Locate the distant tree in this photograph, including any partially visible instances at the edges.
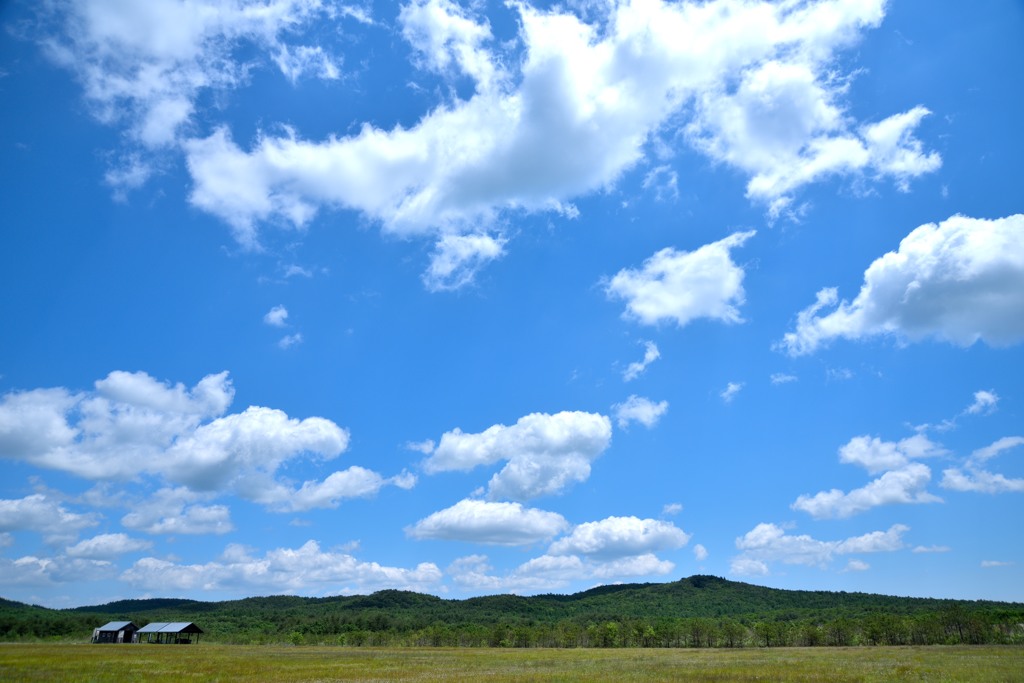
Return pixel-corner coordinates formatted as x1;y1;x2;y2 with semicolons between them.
797;621;823;647
719;619;747;648
825;617;854;647
909;613;943;645
753;621;774;647
600;621;621;648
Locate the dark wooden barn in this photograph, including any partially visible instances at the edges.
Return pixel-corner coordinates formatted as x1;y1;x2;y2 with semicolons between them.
91;621;139;644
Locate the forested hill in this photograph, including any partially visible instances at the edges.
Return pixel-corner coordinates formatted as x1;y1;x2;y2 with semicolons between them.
65;574;1024;619
3;575;1023;646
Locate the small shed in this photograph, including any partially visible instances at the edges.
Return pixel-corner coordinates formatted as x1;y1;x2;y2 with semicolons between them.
91;621;139;644
135;622;204;644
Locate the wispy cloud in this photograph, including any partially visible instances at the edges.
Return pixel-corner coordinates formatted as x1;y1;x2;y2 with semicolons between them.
912;545;950;553
623;341;660;382
720;382;744;404
278;333;304;349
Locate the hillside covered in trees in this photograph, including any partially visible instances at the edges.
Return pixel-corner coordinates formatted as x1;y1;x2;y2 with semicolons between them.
3;576;1022;647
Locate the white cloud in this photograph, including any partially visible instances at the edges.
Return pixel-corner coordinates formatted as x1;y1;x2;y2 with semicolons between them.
241;466;392;512
605;231;755;327
0;555;117;588
0;372;388;513
981;560;1013;568
278;333;304;349
0;371;236;480
519;553;582;584
729;556;769;576
792;463;941;519
792;432;946;519
79;483;130;510
912;545;950;554
720;382;744;404
273;44;340;83
689;52;941;214
390;470;418;490
693;544;708;561
264;305;289;327
122;540;443;595
642;165;679;202
623;341;660;382
838;434;943;475
104;153;154;200
840;436;908;473
941;436;1024;494
438;513;691;592
41;0;341;148
834;525;910;554
860;107;943;188
422;232;507;292
770;373;798;385
421;411;612;500
163;405;349;490
0;388;79;458
65;533;152;559
0;494;100;544
613;395;668;429
445;555;506;592
96;369;234;417
966;390;999;416
406;499;569;545
731;522;908;575
662;502;682;516
37;0;941;287
926;390;997;433
780;214;1024;355
590;553;675;579
969;436;1024;464
400;0;496;91
126;504;233;536
177;0;935;284
120;487;233;535
843;559;870;572
827;367;854;381
405;439;436;454
548;516;690;560
447;553;579;594
448;550;675;594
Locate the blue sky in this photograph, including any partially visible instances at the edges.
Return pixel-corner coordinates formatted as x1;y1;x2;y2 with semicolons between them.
1;0;1022;608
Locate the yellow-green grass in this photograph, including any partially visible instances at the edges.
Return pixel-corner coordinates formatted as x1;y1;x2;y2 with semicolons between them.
1;644;1021;682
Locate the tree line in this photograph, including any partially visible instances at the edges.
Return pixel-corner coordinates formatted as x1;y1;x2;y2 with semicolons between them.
266;609;1023;648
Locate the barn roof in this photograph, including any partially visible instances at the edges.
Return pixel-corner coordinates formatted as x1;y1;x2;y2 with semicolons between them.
96;621;137;632
137;622;204;634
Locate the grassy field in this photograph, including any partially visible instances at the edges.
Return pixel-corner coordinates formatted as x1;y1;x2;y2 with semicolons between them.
1;644;1021;682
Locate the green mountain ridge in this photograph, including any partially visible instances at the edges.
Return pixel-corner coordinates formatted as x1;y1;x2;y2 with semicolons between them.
11;575;1024;620
4;576;1022;646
